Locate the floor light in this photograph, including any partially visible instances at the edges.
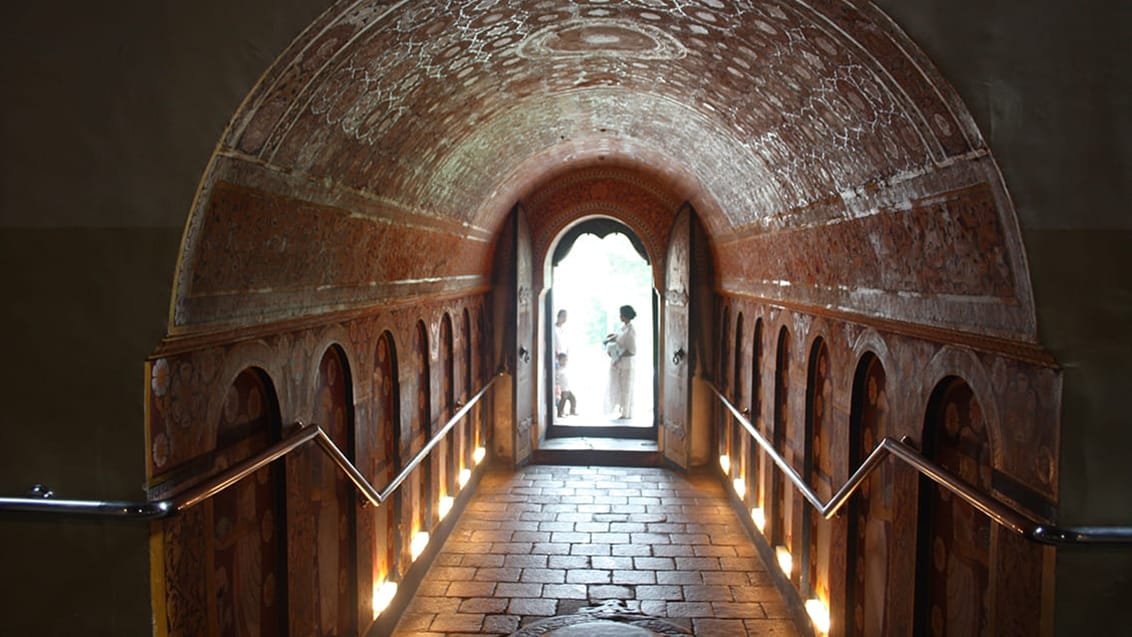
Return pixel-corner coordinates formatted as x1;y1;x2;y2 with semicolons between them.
775;545;792;576
732;478;746;500
411;531;430;561
458;468;472;488
719;454;731;474
751;507;766;532
438;495;454;520
372;580;398;618
473;446;486;465
806;598;831;634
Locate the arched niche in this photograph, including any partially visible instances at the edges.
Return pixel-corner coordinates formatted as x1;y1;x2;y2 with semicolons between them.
747;316;765;514
772;325;791;552
474;307;490;452
411;320;433;539
373;331;402;583
440;312;457;497
288;345;357;635
209;367;285;637
462;307;474;466
805;337;833;603
732;312;746;492
847;351;897;637
717;305;732;466
915;376;992;636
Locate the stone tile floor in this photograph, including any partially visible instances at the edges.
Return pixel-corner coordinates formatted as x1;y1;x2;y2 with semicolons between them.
391;464;802;636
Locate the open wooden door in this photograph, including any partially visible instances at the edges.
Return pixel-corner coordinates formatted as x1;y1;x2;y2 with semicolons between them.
662;204;694;468
512;204;535;466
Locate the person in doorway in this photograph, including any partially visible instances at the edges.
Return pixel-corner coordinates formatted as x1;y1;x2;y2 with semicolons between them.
555;352;576;418
554;309;569;359
603;304;637;420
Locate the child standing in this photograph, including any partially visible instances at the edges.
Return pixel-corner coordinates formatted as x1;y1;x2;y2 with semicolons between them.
555;352;577;418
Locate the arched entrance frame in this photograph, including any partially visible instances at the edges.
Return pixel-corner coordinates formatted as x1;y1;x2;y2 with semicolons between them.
537;214;661;445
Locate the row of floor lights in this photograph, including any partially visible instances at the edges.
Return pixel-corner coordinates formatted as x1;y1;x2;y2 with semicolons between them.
372;445;488;618
720;453;830;635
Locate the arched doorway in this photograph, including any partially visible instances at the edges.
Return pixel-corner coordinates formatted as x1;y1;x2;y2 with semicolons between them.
544;217;657;441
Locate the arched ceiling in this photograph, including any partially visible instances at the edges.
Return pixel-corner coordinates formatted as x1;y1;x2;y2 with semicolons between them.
173;0;1035;342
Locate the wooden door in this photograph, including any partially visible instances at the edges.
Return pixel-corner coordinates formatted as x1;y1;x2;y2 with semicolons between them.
512;205;535;466
662;205;693;468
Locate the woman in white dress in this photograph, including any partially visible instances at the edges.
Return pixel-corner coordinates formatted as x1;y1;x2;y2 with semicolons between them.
603;305;637;420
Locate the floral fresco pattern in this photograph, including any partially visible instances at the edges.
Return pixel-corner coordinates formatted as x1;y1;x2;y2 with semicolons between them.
149;296;489;637
712;297;1056;635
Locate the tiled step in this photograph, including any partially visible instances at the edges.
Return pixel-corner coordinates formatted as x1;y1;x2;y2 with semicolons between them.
533;437;661;467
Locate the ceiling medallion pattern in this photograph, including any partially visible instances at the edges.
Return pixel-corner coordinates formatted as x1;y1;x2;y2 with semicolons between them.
224;0;974;230
517;18;686;60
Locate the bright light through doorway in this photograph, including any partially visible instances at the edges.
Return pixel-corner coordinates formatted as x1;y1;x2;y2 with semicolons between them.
552;231;653;426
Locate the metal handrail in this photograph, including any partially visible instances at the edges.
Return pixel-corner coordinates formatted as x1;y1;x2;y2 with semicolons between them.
710;383;1132;545
0;373;501;520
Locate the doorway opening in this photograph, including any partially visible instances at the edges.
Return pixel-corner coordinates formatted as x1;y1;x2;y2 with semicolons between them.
545;218;656;441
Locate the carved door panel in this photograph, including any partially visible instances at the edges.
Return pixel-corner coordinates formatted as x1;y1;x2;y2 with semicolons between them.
513;205;535;466
662;205;693;468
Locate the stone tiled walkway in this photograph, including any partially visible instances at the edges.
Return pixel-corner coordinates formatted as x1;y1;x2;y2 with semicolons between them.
392;464;802;636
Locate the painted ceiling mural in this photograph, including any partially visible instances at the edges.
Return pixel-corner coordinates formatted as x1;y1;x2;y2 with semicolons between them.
173;0;1035;343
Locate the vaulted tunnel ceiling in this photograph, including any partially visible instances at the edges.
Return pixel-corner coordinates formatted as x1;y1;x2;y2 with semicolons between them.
174;0;1035;342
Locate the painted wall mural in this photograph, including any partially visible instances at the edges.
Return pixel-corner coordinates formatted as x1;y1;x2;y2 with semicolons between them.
173;0;1037;351
712;294;1056;636
146;295;490;637
717;183;1028;339
216;0;971;224
180;179;493;328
